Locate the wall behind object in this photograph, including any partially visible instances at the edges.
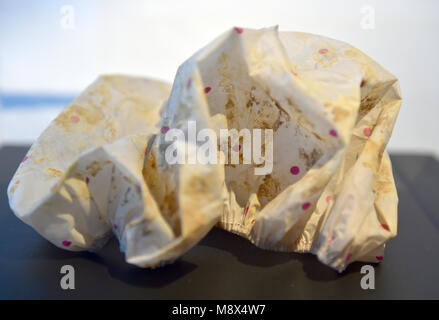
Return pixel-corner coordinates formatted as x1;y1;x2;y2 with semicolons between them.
0;0;438;156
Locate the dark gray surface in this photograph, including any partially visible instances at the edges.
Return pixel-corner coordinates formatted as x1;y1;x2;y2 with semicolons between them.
0;146;438;299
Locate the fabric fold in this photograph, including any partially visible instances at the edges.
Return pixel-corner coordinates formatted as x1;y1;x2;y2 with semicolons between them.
8;27;401;272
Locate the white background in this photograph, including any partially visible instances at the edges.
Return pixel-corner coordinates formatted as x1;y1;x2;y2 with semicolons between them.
0;0;438;156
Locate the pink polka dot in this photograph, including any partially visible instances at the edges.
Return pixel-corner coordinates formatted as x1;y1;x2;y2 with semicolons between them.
232;144;241;152
204;86;211;94
381;224;390;231
161;126;170;134
62;240;71;247
319;48;328;54
234;27;243;34
329;129;338;137
85;177;89;184
244;206;249;216
290;166;300;175
302;202;311;210
326;195;332;203
345;253;352;261
363;127;371;137
291;69;298;76
376;256;384;261
22;156;28;163
71;115;80;123
113;224;118;230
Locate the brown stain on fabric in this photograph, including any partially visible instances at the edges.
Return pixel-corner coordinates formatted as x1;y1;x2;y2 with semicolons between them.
163;191;178;219
257;175;281;206
54;104;104;132
246;86;259;108
45;168;63;178
361;138;386;172
331;106;350;123
312;132;323;140
299;148;322;170
374;156;395;194
359;94;380;116
225;99;235;121
143;150;181;237
86;161;102;177
9;179;20;195
218;52;239;126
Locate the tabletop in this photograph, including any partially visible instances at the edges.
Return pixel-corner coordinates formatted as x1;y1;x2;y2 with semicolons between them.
0;146;438;299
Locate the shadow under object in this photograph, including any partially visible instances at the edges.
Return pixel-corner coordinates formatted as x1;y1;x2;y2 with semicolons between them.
0;146;438;299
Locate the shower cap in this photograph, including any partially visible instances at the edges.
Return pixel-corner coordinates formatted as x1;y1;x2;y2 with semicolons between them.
8;27;401;272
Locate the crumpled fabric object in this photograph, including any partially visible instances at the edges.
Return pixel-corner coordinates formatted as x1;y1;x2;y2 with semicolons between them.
8;27;401;272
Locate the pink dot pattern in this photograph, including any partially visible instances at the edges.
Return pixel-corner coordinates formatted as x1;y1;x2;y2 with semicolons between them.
204;86;211;94
234;27;243;34
71;115;80;123
22;156;28;163
161;126;170;134
302;202;311;210
376;256;384;261
363;127;371;137
319;48;328;54
62;240;71;247
329;129;338;137
290;166;300;175
326;195;332;203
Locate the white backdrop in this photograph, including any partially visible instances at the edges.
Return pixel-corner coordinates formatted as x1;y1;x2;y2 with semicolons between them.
0;0;438;156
